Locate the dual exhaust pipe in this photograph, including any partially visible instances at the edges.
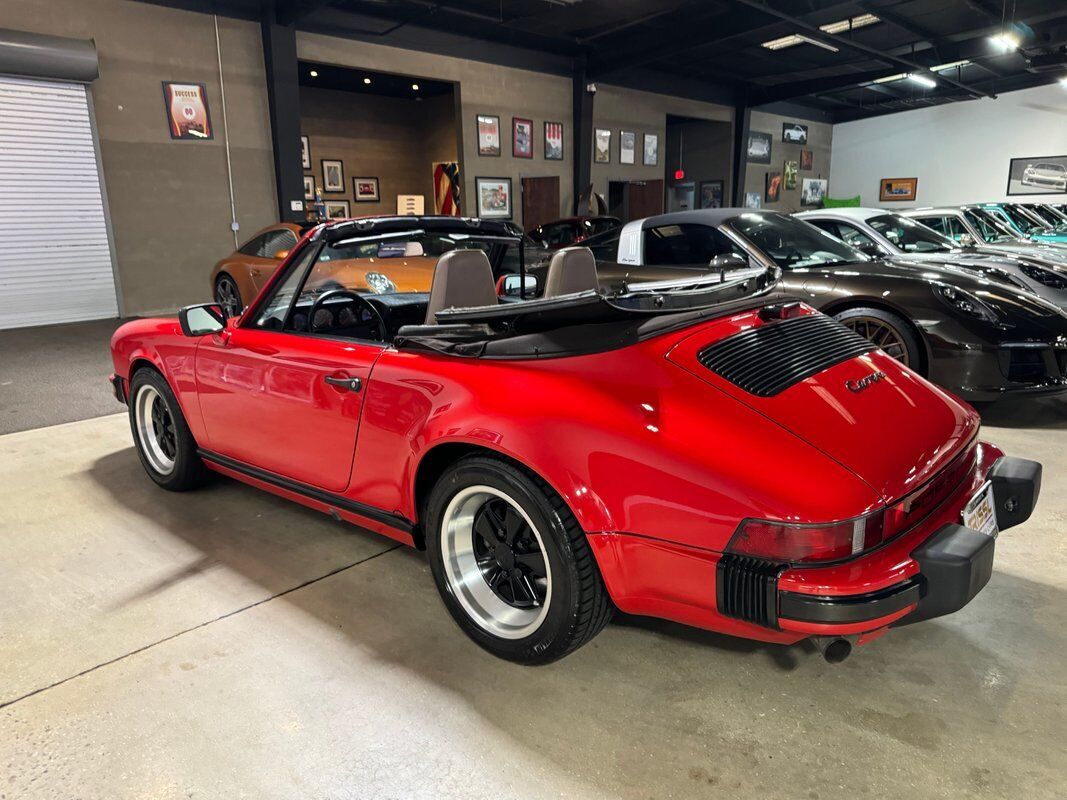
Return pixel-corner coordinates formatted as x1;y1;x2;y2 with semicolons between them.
811;635;854;663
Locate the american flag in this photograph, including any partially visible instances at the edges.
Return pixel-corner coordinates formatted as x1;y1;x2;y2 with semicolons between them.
434;161;461;216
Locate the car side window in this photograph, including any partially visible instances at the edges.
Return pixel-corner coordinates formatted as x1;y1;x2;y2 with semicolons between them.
807;220;842;238
644;223;745;266
942;217;968;240
832;222;879;250
919;216;946;235
253;245;318;330
238;233;266;257
545;223;576;247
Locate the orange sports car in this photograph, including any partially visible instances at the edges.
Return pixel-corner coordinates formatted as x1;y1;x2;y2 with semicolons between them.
211;221;438;315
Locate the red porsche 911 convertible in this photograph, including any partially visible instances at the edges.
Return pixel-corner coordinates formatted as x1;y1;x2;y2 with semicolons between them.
109;215;1041;664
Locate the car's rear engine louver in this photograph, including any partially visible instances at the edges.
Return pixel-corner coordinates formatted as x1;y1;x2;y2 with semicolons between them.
698;313;875;396
716;555;783;629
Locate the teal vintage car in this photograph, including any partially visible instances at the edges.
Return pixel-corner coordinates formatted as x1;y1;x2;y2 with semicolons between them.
979;202;1067;245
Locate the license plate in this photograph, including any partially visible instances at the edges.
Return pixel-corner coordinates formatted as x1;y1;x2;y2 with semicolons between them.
963;481;998;538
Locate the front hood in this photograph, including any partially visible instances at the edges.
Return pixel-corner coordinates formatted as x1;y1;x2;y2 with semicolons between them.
665;306;979;505
985;243;1067;267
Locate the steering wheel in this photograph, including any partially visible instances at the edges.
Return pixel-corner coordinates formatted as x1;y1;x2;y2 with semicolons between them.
307;288;388;342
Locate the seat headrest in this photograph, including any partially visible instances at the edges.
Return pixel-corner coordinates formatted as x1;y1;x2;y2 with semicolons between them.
424;249;498;324
543;246;599;297
404;241;425;257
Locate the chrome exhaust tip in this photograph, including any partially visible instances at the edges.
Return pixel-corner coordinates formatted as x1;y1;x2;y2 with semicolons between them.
812;636;853;663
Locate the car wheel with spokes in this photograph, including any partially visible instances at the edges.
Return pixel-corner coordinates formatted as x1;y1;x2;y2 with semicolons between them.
834;306;922;370
425;455;612;664
214;274;242;318
128;368;210;491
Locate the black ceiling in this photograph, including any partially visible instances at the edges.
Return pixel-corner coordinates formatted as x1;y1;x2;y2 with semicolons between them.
298;62;454;98
138;0;1067;121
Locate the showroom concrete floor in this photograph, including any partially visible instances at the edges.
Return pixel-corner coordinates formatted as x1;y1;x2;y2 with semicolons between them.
1;400;1066;799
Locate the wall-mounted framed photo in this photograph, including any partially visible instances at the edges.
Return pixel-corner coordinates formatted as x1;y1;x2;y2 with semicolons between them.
699;180;724;209
800;149;813;171
765;170;782;203
643;133;658;166
301;135;311;169
475;176;512;219
303;176;315;200
879;177;918;202
321;159;345;193
323;200;350;219
544;121;563;160
747;131;772;164
594;129;611;164
620;130;636;165
353;176;380;202
1006;155;1067;195
784;160;798;190
801;177;828;206
782;122;808;144
477;114;501;156
513;117;533;158
161;82;212;140
744;191;761;209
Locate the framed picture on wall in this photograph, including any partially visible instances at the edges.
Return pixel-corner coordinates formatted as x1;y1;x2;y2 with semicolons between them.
744;192;761;209
161;82;212;140
782;123;808;144
643;133;658;166
513;117;533;158
765;171;782;203
784;160;798;190
544;121;563;160
323;200;350;219
303;176;315;200
747;131;772;164
321;159;345;193
476;177;512;219
477;115;501;156
301;136;311;169
594;129;611;164
879;177;918;201
699;180;724;209
800;149;813;171
801;178;828;206
620;131;636;165
1006;155;1067;195
353;177;380;202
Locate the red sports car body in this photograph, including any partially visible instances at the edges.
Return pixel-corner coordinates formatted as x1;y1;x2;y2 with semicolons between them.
109;216;1041;663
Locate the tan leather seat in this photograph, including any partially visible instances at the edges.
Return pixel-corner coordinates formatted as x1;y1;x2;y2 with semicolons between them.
424;249;498;324
543;246;600;297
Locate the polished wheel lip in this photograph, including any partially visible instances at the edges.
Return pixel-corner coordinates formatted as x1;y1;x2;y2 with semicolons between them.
215;277;241;318
440;485;552;640
841;315;910;366
134;384;176;476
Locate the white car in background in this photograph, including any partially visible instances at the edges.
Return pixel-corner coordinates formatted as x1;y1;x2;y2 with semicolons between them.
783;124;807;143
795;206;1067;308
1022;162;1067;191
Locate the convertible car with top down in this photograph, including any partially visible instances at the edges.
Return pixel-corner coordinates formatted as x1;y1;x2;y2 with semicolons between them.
110;214;1041;664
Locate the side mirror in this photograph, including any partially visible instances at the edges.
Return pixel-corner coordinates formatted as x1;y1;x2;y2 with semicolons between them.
709;253;749;270
500;274;538;297
958;233;975;248
855;241;883;258
273;249;289;260
179;303;226;337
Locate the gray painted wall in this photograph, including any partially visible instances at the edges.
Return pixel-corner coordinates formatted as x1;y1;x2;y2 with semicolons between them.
4;0;279;316
744;109;833;213
665;119;733;210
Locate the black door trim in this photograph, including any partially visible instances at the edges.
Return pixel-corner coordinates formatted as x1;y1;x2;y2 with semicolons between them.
198;448;414;534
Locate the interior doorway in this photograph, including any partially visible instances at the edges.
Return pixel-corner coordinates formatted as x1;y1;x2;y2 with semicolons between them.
664;114;732;211
608;179;665;223
521;176;561;231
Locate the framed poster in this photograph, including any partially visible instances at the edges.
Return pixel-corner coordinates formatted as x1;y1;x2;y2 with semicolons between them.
301;136;311;169
544;121;563;160
879;177;918;202
323;200;350;219
620;130;636;165
765;171;782;203
699;180;724;209
782;123;808;144
1006;156;1067;195
643;133;658;166
161;82;212;140
801;178;828;206
747;131;772;164
477;114;501;156
513;117;533;158
303;176;315;200
800;149;813;171
594;129;611;164
784;160;798;190
475;177;512;219
744;192;761;209
353;177;380;202
321;159;345;193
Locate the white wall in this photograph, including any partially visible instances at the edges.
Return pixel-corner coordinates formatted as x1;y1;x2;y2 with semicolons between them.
830;83;1067;208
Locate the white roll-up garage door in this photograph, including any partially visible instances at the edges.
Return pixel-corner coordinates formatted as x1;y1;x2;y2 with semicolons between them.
0;75;118;329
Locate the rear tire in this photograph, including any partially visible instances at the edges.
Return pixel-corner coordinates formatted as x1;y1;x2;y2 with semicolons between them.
214;274;243;318
128;368;210;491
424;455;612;664
834;306;922;371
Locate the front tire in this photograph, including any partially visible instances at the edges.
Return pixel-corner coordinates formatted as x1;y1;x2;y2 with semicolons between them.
128;368;210;491
425;455;612;664
214;274;243;319
834;306;922;370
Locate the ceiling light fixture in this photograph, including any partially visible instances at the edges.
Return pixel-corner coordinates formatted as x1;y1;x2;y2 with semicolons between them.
931;59;971;72
309;69;319;77
989;32;1019;51
363;77;371;85
411;83;419;90
907;73;937;88
819;13;881;35
872;72;907;84
762;13;879;50
1060;75;1067;88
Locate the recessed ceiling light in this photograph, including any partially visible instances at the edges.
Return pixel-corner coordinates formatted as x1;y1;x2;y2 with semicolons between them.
989;33;1019;51
309;69;319;77
411;83;419;90
907;73;937;88
363;77;371;85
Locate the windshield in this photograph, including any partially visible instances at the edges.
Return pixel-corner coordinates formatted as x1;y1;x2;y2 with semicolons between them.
868;214;953;253
730;212;867;268
995;205;1048;234
1028;205;1067;230
964;209;1017;242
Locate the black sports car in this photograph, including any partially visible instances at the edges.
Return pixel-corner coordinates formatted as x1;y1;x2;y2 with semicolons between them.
560;209;1067;401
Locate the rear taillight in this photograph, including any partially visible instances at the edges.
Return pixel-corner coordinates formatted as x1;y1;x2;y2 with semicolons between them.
728;511;885;564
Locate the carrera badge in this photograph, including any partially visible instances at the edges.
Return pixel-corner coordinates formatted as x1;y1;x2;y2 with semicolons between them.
846;371;887;393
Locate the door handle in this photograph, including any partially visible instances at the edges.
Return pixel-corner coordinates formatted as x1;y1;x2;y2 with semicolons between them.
324;375;362;392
